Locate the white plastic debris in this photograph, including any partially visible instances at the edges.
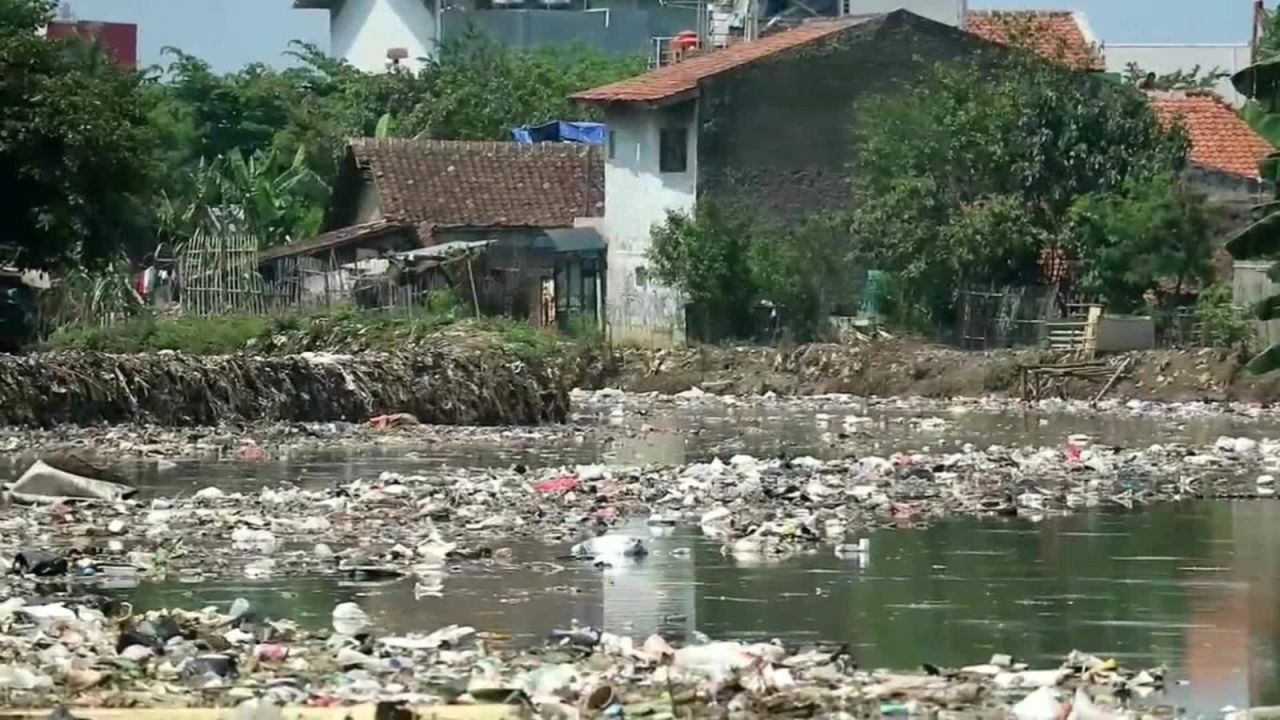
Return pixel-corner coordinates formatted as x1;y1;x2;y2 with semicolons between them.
331;602;371;636
571;535;647;559
7;460;134;504
1013;686;1064;720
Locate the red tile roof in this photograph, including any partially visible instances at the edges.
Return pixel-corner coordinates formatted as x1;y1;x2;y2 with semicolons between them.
347;139;604;233
1148;91;1273;179
964;10;1103;71
572;20;860;104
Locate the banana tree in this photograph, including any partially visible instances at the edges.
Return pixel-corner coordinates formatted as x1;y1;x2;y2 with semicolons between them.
1228;59;1280;372
157;145;329;249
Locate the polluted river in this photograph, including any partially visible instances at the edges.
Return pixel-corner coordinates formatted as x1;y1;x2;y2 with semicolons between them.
4;390;1280;717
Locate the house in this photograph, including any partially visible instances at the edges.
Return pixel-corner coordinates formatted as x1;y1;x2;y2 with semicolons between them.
262;139;607;326
45;19;138;67
574;9;1080;344
1149;90;1271;220
1107;45;1251;107
294;0;440;73
293;0;1102;73
1148;90;1273;287
1104;1;1264;107
964;9;1102;71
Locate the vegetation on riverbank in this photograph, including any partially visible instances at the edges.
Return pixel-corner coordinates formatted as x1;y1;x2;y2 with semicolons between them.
2;0;644;269
45;308;567;363
651;39;1218;341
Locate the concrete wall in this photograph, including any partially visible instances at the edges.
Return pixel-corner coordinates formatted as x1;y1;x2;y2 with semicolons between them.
1106;44;1251;107
1234;261;1280;349
1094;315;1155;353
841;0;965;28
441;6;696;57
333;0;439;72
695;11;979;224
603;102;697;346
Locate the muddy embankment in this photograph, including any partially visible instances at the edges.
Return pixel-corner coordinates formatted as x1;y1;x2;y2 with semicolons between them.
0;345;575;427
0;334;1274;427
608;340;1280;403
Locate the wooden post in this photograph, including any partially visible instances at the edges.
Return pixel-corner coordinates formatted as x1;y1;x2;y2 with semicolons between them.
467;255;481;319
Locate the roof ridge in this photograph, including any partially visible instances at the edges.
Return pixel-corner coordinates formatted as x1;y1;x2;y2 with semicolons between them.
966;9;1078;17
573;18;864;104
348;137;595;155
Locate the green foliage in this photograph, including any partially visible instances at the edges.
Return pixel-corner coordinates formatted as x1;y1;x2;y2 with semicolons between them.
649;203;854;341
0;0;159;270
1068;173;1213;313
479;317;561;362
848;50;1197;321
1229;47;1280;372
1194;283;1255;349
1257;4;1280;65
648;203;760;338
405;30;645;140
39;262;147;331
1121;62;1228;90
156;146;328;248
751;215;853;339
48;314;270;353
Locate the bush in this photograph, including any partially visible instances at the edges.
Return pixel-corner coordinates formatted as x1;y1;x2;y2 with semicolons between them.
47;313;271;354
1196;284;1255;349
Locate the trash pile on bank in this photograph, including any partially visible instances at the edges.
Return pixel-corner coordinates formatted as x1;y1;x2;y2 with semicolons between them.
0;587;1169;716
0;342;568;427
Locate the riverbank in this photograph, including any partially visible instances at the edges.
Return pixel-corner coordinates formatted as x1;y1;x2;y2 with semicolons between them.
0;324;580;427
610;340;1270;402
10;306;1279;429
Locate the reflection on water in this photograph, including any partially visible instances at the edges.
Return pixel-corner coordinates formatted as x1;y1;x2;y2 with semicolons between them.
29;400;1277;498
31;399;1280;714
122;503;1280;715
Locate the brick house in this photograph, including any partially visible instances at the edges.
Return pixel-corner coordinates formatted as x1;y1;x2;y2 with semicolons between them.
574;10;1062;345
262;139;607;327
45;20;138;67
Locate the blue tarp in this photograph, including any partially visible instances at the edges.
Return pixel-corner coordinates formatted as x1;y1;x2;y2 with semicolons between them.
511;121;606;146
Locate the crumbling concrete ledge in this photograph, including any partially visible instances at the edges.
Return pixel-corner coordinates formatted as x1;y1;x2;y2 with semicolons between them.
0;350;568;427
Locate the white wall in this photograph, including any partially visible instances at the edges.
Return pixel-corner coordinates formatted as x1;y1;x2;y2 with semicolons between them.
603;104;697;346
1106;44;1251;107
841;0;965;28
331;0;438;73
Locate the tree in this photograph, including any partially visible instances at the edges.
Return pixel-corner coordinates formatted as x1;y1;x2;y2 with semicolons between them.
1068;173;1213;312
146;32;645;247
649;203;759;339
1225;57;1280;372
1121;62;1228;91
848;48;1197;321
1256;2;1280;64
157;146;328;248
404;30;645;140
0;0;159;270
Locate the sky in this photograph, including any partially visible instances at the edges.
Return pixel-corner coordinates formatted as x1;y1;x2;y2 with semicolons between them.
68;0;1256;72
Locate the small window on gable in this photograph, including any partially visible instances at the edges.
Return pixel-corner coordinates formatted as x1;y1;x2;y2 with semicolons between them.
635;266;649;288
607;130;616;160
659;126;687;173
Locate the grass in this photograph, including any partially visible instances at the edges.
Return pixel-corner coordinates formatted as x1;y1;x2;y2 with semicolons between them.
45;303;594;362
48;314;272;354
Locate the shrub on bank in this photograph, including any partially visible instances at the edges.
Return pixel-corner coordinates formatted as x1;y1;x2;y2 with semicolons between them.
45;308;576;358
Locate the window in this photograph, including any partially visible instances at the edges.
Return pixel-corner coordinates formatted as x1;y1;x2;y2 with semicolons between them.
659;126;687;173
634;266;649;288
607;130;616;160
